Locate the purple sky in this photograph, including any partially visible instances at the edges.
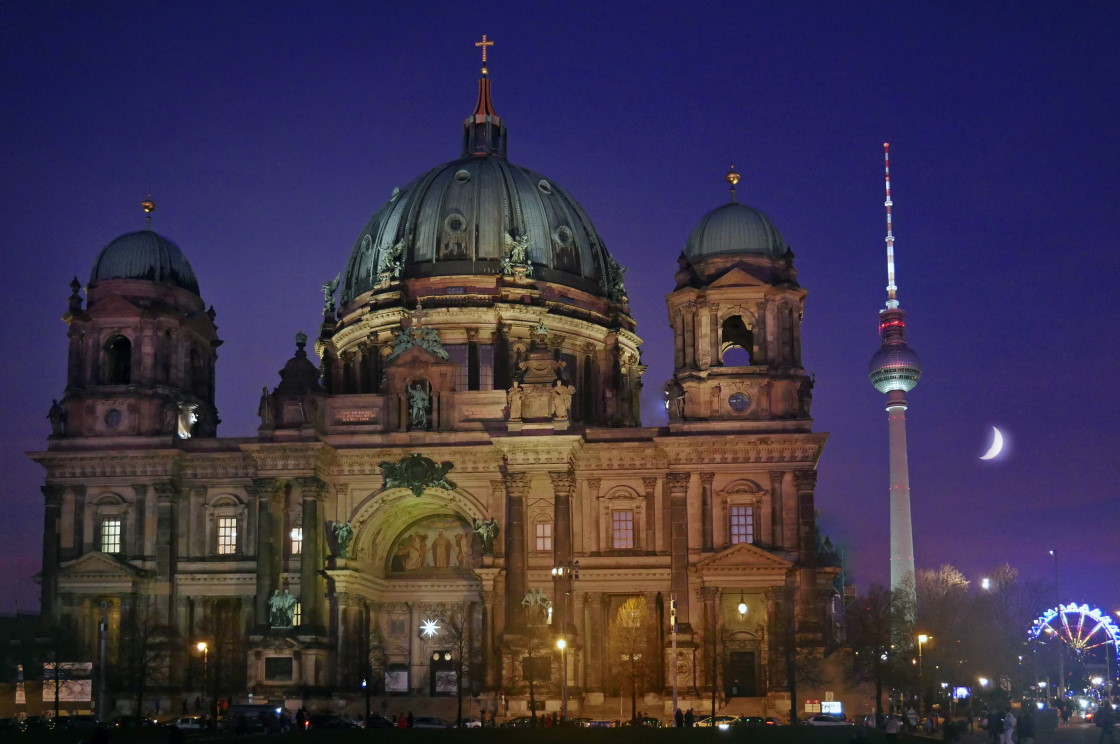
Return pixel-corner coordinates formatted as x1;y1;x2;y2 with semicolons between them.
3;3;1118;619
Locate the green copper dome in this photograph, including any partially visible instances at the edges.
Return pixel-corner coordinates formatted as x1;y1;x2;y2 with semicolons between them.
685;201;788;260
89;230;200;294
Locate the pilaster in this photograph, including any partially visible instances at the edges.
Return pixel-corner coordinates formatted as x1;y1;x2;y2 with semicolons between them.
666;472;691;626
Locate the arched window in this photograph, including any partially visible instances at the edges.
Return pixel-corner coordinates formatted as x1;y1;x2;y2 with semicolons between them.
190;346;207;397
105;336;131;384
721;315;754;366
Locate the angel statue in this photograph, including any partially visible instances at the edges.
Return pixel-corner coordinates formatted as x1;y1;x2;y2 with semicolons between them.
521;588;553;624
321;273;340;314
333;521;354;559
472;517;500;555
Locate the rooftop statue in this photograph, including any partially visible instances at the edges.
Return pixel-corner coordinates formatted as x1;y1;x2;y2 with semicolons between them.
321;273;340;314
379;453;457;497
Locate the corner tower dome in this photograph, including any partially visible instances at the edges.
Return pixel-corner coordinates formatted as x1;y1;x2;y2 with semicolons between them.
339;73;615;306
684;201;788;261
89;229;200;294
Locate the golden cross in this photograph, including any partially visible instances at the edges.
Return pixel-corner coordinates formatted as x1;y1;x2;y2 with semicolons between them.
475;34;494;64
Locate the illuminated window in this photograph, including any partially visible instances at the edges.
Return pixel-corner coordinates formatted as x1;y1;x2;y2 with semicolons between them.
535;521;552;552
730;505;755;545
292;601;302;627
612;511;634;549
445;344;495;391
290;527;303;555
217;517;238;555
100;518;122;554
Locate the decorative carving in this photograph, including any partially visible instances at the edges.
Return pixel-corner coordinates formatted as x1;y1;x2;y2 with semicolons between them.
506;381;524;420
378;238;406;280
500;231;533;277
269;588;297;628
333;521;354;558
793;470;818;492
548;470;575;497
378;453;456;497
550;379;574;420
666;472;691;496
664;380;685;421
177;402;199;439
699;472;715;487
503;472;531;498
321;273;340;314
388;325;448;362
407;384;430;430
605;255;629;303
47;399;67;436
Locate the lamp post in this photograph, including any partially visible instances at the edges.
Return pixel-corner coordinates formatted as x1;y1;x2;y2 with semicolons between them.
556;638;568;721
362;678;370;725
196;642;209;723
670;596;678;722
917;634;929;713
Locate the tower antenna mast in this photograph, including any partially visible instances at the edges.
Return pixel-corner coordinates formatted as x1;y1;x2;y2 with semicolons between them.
883;143;898;309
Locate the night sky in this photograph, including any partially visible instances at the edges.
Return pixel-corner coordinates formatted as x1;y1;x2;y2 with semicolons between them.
3;3;1118;620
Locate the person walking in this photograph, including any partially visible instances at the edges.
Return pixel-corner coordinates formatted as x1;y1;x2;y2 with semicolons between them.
885;714;902;744
1002;708;1016;744
684;708;694;727
1098;703;1116;744
675;708;684;728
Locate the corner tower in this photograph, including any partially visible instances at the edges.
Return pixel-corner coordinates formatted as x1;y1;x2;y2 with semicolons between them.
665;166;814;429
868;144;922;593
56;200;221;441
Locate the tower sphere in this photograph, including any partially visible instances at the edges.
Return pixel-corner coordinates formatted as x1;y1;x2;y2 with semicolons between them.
89;230;200;294
868;341;922;393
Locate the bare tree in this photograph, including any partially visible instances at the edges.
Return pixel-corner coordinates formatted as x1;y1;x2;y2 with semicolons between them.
845;585;907;723
437;608;481;726
118;593;168;716
609;597;652;723
504;593;553;723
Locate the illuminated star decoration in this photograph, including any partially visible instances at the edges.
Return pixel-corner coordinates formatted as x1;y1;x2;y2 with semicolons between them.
420;618;441;638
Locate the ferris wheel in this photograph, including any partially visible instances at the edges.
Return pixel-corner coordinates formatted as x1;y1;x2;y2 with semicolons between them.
1029;603;1120;659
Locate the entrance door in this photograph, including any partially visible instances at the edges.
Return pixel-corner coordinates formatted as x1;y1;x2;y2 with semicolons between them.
725;651;757;698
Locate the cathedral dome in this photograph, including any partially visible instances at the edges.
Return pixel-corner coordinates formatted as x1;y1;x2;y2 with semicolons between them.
340;158;612;305
685;201;788;261
89;230;200;294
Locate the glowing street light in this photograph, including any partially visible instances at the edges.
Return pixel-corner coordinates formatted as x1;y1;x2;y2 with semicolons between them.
556;638;568;720
196;642;210;722
979;677;990;688
917;634;930;712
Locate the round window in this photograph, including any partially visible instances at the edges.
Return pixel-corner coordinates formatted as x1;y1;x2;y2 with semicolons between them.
455;169;471;184
728;392;751;412
554;226;573;246
104;409;122;428
444;214;466;234
537;179;553;195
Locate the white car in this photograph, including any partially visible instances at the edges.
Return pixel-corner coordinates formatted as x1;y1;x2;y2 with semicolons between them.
172;716;205;730
458;717;483;728
804;714;853;726
412;716;452;728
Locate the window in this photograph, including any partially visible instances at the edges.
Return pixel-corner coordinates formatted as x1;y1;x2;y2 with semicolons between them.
535;521;552;552
290;527;303;555
216;517;238;555
730;505;755;545
292;601;302;627
100;518;122;554
446;343;495;391
105;336;132;384
389;619;406;636
611;510;634;549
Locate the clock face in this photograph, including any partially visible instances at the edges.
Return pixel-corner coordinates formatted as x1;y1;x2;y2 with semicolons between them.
104;409;122;428
728;392;751;412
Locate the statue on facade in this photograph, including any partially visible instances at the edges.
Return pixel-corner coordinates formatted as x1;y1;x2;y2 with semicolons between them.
379;453;457;497
798;373;816;416
378;238;406;280
268;588;297;628
472;517;500;556
47;399;66;436
257;387;276;427
500;231;533;277
407;384;430;429
506;381;524;420
665;379;685;421
177;402;199;439
333;521;354;559
521;588;552;622
605;255;629;303
550;379;575;420
321;273;340;315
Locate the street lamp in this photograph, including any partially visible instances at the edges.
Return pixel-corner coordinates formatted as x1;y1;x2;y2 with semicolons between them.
361;678;370;725
737;589;747;618
196;642;209;722
917;634;930;713
556;638;568;721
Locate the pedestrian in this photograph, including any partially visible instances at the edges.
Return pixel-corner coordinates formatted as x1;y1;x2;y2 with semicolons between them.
295;707;305;731
675;708;684;728
1017;708;1035;744
967;708;974;732
885;714;902;743
396;713;406;728
1002;708;1016;744
685;708;694;727
1099;703;1116;744
407;710;414;728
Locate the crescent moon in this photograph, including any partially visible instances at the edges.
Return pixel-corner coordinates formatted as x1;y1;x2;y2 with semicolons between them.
980;426;1004;460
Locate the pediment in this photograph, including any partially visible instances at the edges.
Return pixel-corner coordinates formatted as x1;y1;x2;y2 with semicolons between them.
695;542;794;574
57;551;149;579
384;345;454;369
86;293;143;317
706;267;766;289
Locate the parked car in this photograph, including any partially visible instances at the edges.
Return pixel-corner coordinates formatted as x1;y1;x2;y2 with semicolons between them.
412;716;452;728
566;717;592;727
0;718;26;733
171;716;205;730
57;715;101;730
735;716;766;726
457;717;483;728
23;716;54;731
697;715;737;729
365;714;395;729
623;716;664;728
112;715;158;729
804;714;854;726
307;714;357;730
502;716;536;728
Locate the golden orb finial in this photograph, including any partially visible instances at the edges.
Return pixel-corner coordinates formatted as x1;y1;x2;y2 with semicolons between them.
141;196;156;215
726;164;741;187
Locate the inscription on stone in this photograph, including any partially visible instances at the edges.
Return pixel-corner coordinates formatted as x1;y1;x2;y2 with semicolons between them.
337;409;376;423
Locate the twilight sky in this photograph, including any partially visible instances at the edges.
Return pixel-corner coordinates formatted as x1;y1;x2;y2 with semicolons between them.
2;2;1118;619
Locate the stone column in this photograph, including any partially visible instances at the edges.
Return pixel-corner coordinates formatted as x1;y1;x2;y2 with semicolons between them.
300;478;325;632
699;472;714;552
503;472;530;624
549;470;575;631
673;310;685;370
708;303;720;368
644;591;661;686
480;585;497;690
586;478;601;555
70;485;86;561
154;483;177;620
641;477;657;554
666;472;692;626
253;479;280;628
768;471;785;551
41;485;64;617
133;484;148;559
793;470;820;635
467;328;480;390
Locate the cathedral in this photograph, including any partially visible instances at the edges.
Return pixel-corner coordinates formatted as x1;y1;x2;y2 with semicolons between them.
31;62;837;720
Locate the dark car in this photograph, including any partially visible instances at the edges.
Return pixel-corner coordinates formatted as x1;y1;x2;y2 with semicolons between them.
623;717;664;728
56;715;102;730
736;716;766;726
307;714;357;730
23;716;54;731
502;716;538;728
112;715;158;729
0;718;26;733
366;714;395;729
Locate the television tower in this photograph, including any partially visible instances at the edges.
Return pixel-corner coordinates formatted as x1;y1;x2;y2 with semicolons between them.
868;143;923;593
